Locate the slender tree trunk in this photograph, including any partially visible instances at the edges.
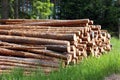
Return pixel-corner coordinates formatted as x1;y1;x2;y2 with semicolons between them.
1;0;9;19
14;0;19;18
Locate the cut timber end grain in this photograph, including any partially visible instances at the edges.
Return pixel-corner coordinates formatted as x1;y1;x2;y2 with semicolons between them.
66;54;72;65
88;20;94;25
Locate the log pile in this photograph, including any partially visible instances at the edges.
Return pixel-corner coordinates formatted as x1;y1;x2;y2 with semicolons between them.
0;19;111;74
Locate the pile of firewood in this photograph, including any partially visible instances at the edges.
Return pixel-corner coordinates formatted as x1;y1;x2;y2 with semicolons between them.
0;19;111;74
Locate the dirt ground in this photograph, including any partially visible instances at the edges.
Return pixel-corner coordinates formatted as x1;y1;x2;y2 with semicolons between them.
105;74;120;80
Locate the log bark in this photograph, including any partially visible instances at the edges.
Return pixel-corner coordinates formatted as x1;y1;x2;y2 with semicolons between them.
0;35;70;46
0;41;71;55
0;59;59;68
0;55;61;68
14;29;83;36
0;48;61;61
1;45;71;53
0;46;46;50
45;45;71;53
0;65;58;73
0;25;87;30
0;30;77;41
0;19;90;24
21;19;90;26
5;30;81;36
0;61;37;68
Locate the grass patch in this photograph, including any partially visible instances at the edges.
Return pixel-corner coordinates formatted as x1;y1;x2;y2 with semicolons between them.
0;37;120;80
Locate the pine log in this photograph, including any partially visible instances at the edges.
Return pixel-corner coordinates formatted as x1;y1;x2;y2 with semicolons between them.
0;65;58;73
9;30;81;36
21;19;90;26
88;20;94;25
77;44;86;49
81;50;87;58
0;61;37;68
0;48;63;61
0;40;71;53
90;25;101;30
0;69;34;75
0;25;87;30
104;44;111;51
0;66;57;74
66;54;72;65
0;55;61;68
70;58;77;64
0;60;59;68
12;27;86;33
106;33;111;39
0;19;90;23
21;28;85;34
76;49;81;56
1;46;68;60
98;47;105;53
0;19;54;23
0;41;70;59
1;44;71;53
87;41;96;47
82;36;91;42
69;51;77;58
0;46;46;50
0;35;70;46
0;30;77;41
46;45;71;53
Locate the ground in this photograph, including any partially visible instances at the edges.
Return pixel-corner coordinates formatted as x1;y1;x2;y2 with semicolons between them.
105;74;120;80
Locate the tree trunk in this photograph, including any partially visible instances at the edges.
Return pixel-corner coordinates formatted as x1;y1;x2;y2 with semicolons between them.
14;0;19;18
1;0;9;19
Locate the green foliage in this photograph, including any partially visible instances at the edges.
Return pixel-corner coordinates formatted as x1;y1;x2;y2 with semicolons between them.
0;37;120;80
31;0;54;19
0;0;53;19
57;0;120;32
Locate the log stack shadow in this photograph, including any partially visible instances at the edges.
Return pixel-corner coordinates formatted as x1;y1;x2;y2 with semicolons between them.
0;19;111;74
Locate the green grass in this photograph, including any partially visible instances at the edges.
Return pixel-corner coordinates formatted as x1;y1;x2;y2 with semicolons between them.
0;37;120;80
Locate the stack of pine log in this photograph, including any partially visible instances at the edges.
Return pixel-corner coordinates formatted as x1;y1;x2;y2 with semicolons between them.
0;19;111;74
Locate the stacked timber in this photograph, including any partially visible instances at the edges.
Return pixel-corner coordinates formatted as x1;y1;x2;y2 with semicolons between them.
0;19;111;74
